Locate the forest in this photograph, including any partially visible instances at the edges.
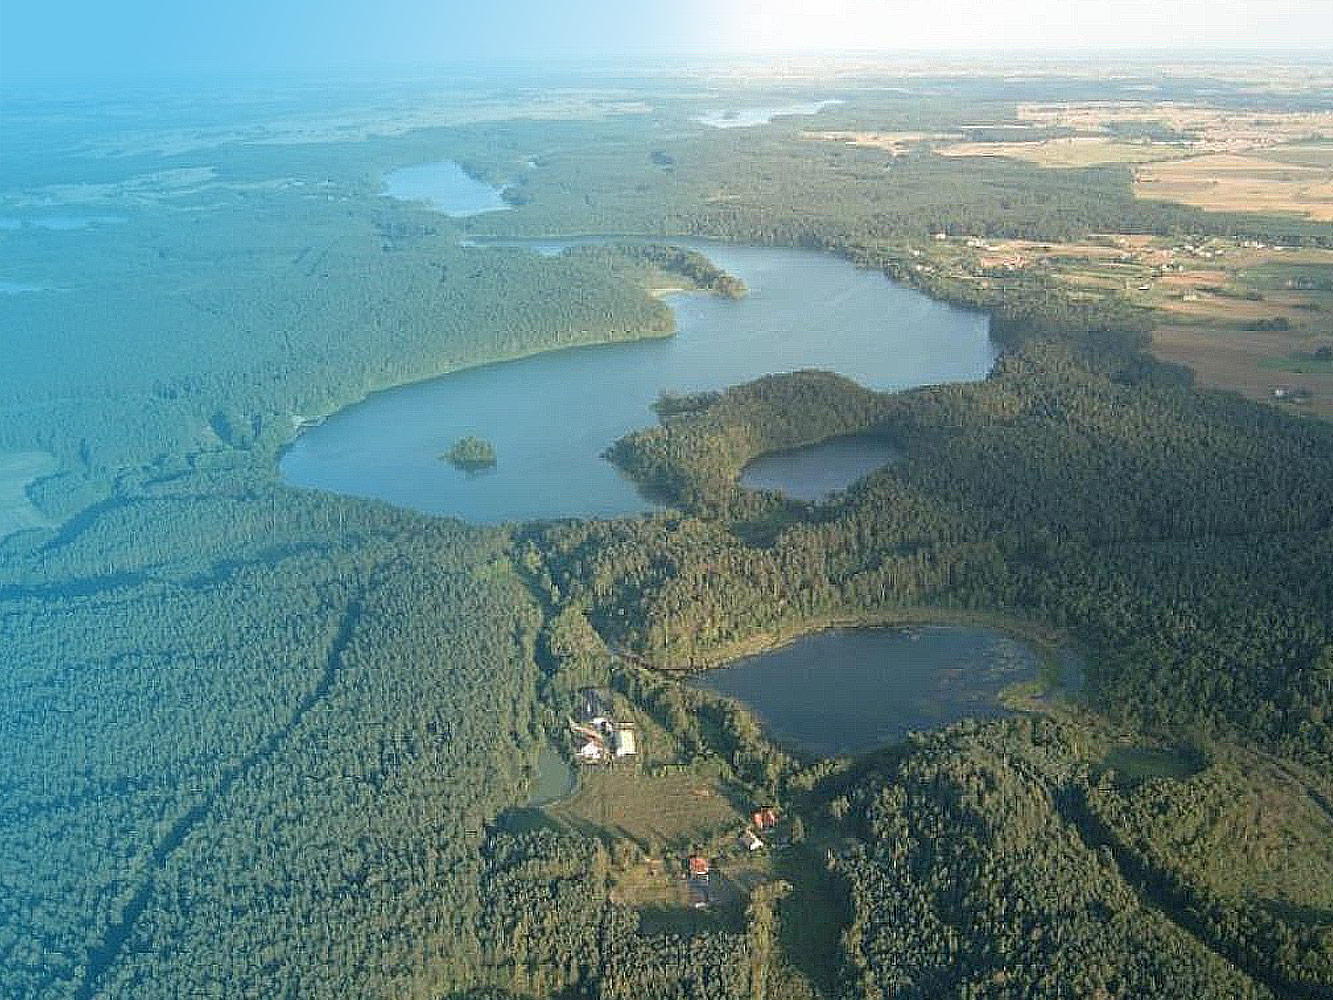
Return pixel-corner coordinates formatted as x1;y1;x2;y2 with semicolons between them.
2;66;1331;999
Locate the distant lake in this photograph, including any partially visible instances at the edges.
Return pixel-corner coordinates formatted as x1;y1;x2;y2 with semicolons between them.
740;434;899;502
690;626;1041;757
381;161;510;216
281;242;993;522
694;100;841;128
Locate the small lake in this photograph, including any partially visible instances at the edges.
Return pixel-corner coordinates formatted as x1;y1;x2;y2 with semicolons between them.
381;160;510;216
690;626;1041;757
740;434;898;502
281;242;993;522
694;100;841;128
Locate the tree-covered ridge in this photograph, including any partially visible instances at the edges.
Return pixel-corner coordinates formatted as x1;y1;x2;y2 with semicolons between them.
0;480;549;998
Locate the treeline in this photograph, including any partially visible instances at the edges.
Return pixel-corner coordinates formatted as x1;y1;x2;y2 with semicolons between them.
0;194;676;475
566;243;748;298
458;111;1333;249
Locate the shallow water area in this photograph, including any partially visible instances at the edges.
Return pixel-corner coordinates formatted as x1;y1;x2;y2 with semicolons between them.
690;626;1042;757
381;160;510;216
281;241;993;522
740;434;899;502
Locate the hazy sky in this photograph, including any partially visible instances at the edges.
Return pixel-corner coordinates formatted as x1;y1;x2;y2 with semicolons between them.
3;0;1331;84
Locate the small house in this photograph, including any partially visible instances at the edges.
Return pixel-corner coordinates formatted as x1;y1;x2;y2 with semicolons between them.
576;739;605;764
751;808;779;831
688;855;711;880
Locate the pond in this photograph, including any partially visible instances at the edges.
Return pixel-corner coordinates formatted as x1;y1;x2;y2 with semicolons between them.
739;433;899;502
689;626;1042;757
281;241;993;522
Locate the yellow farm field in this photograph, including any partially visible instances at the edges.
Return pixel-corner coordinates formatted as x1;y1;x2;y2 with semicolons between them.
938;136;1180;168
803;130;960;155
1016;102;1333;153
1135;153;1333;221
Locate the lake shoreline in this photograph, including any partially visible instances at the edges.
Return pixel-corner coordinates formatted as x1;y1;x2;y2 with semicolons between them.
282;239;992;523
642;604;1082;697
686;615;1056;757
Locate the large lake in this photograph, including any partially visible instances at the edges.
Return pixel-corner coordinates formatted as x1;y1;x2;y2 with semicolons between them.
690;626;1041;757
280;163;994;523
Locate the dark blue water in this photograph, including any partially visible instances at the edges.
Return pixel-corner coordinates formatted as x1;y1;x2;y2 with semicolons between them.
690;626;1041;756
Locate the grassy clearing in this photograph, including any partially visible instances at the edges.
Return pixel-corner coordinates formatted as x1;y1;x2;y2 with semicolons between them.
1110;749;1333;915
544;766;745;850
775;843;850;997
1099;744;1203;786
0;450;55;539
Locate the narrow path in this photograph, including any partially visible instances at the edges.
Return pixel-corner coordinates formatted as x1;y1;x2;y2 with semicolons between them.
73;595;363;1000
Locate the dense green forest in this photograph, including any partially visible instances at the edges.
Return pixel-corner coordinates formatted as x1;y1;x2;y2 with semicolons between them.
2;67;1331;999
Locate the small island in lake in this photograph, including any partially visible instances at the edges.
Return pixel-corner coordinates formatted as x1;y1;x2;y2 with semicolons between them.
442;435;497;471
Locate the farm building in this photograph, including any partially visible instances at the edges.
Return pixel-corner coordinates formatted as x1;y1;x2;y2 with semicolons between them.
612;722;638;757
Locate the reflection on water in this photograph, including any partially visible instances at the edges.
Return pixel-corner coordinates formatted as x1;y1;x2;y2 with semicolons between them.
693;100;841;128
740;434;899;502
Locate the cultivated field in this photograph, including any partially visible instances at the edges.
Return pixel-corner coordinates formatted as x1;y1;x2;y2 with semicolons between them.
1135;151;1333;221
924;234;1333;416
938;136;1176;168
